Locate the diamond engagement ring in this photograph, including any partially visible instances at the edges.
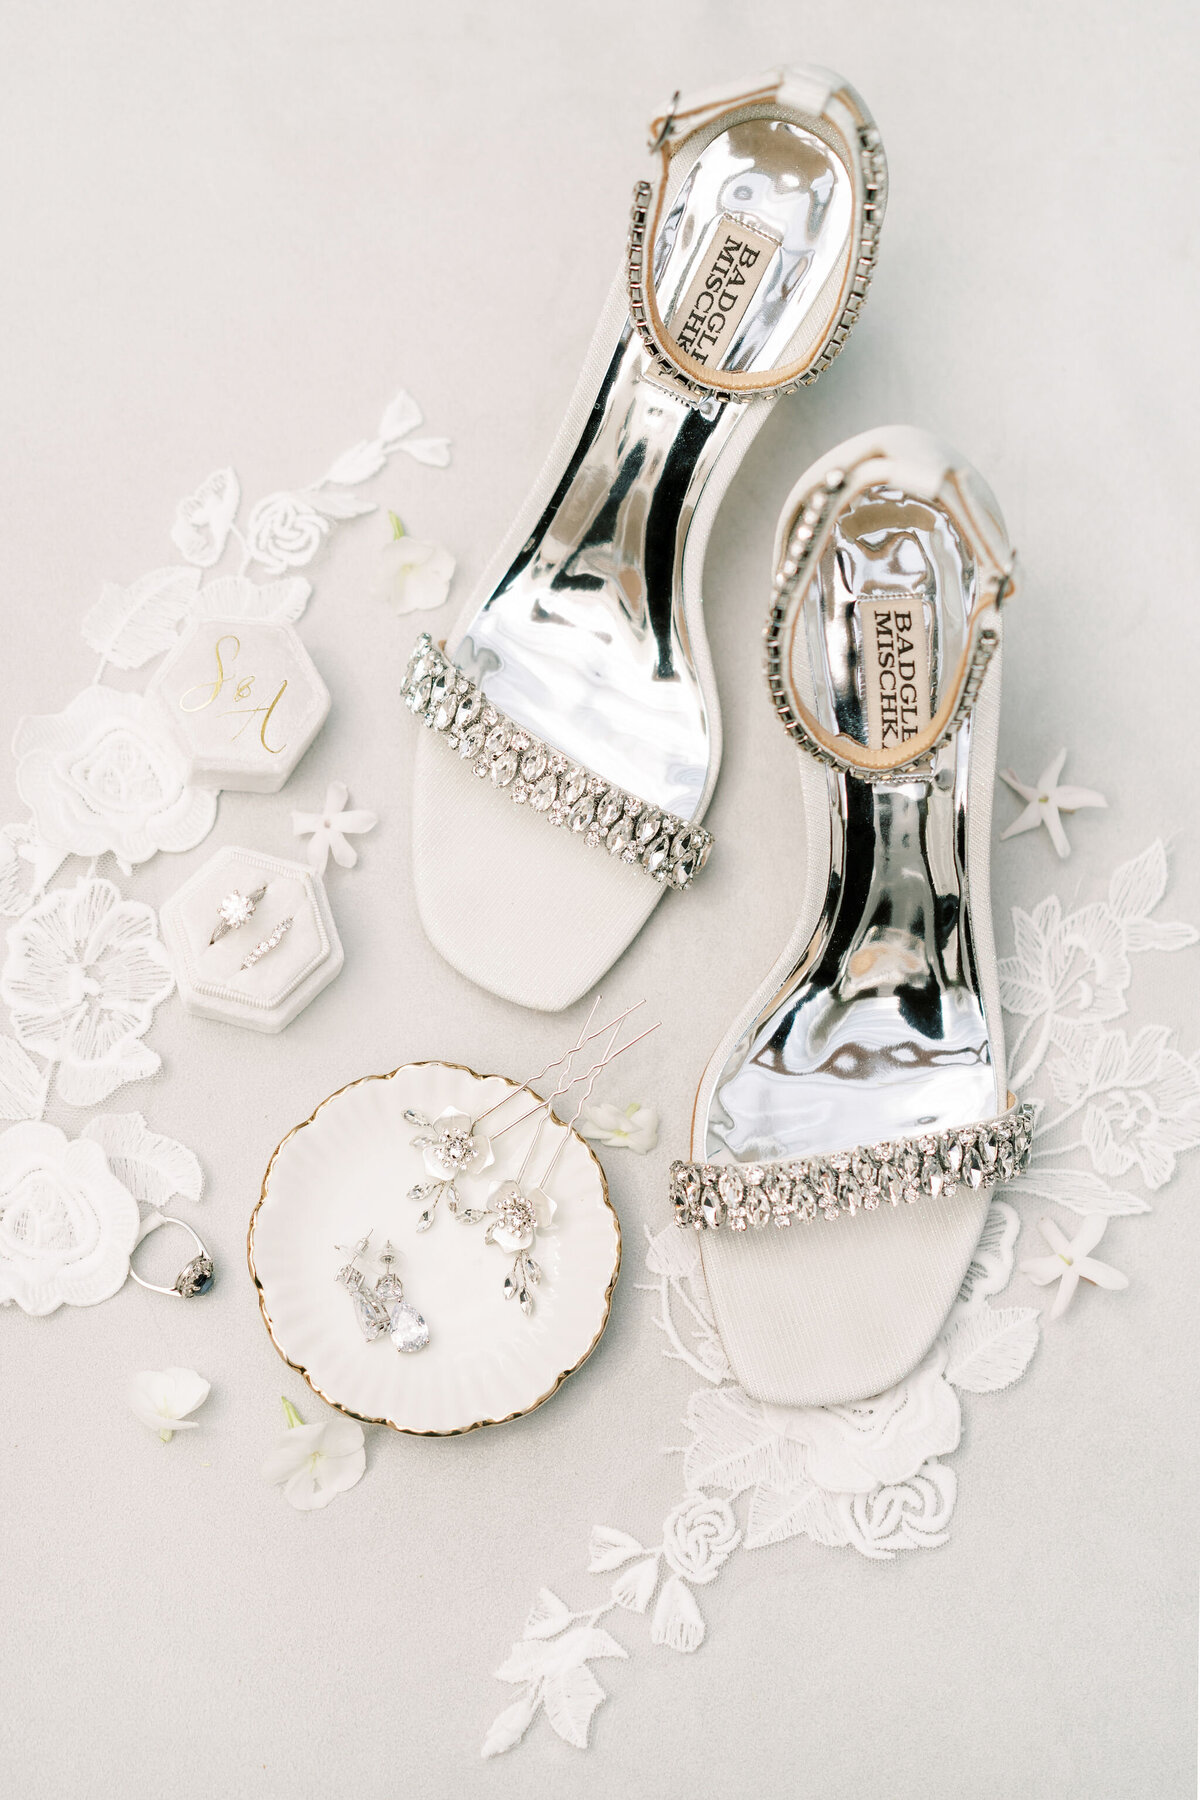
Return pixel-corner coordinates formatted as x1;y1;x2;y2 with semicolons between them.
209;884;268;944
128;1217;215;1298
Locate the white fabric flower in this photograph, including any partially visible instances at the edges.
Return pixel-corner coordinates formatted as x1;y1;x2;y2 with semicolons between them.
262;1396;366;1510
244;492;330;574
292;781;378;873
170;468;241;567
660;1494;740;1584
14;685;218;868
1;877;175;1107
129;1367;211;1442
0;1121;140;1312
488;1180;556;1253
371;516;455;615
1000;749;1107;859
577;1101;658;1154
1020;1214;1129;1319
0;823;65;918
416;1110;494;1183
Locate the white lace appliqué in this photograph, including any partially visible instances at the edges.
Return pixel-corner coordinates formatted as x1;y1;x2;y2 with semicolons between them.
483;836;1197;1758
1;388;449;1304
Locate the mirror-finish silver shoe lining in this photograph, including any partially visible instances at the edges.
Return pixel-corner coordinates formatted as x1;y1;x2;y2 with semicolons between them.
705;492;1000;1163
456;120;855;821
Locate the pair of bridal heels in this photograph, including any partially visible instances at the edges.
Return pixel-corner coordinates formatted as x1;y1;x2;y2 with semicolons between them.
401;65;1031;1408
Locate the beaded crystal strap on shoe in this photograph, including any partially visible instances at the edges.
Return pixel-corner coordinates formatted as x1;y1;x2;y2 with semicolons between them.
402;636;713;889
670;1099;1034;1230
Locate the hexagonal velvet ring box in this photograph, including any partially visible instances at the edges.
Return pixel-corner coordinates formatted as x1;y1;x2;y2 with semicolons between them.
145;616;330;793
160;846;343;1033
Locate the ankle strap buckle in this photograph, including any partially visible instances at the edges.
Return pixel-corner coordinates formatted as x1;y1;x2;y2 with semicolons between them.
647;89;680;153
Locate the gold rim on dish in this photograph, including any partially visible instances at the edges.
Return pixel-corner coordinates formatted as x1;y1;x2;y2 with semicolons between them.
246;1059;621;1436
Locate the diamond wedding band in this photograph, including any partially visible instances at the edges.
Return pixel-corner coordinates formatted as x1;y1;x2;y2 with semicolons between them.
240;915;294;972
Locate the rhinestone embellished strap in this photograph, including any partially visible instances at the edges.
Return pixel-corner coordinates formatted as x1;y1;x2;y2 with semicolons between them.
627;119;886;407
670;1100;1034;1230
763;472;1015;783
402;636;713;890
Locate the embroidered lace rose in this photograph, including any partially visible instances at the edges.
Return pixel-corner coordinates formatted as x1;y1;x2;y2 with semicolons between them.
14;686;217;868
0;1121;140;1312
243;493;330;574
1070;1027;1200;1189
660;1495;740;1583
0;877;175;1107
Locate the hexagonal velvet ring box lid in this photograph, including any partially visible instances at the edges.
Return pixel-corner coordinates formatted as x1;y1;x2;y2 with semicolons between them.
145;616;330;793
160;846;343;1033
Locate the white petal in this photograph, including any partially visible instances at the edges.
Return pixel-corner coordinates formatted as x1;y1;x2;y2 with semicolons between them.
1000;800;1044;841
1074;1256;1129;1291
1038;748;1069;791
1037;1217;1073;1258
261;1431;316;1484
1019;1256;1066;1287
1048;1266;1080;1319
1068;1213;1109;1258
1045;807;1072;860
1055;787;1107;813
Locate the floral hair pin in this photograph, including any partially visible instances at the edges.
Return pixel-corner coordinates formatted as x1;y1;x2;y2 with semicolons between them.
403;995;642;1231
468;1006;660;1315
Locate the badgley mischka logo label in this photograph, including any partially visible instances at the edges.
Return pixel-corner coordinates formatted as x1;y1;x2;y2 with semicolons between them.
670;215;779;367
859;599;932;751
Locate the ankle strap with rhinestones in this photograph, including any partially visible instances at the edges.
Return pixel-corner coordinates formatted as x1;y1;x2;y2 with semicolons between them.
626;67;887;405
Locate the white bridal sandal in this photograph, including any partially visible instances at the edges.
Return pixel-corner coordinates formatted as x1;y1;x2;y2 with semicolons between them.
670;427;1034;1407
405;66;887;1010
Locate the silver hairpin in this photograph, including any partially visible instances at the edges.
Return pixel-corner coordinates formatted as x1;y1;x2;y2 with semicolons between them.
403;995;639;1229
470;1011;660;1315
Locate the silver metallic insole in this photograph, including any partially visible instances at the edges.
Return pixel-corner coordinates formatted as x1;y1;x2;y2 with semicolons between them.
456;119;854;819
705;492;999;1161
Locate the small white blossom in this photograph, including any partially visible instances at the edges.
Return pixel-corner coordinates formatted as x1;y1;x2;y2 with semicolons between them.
1020;1214;1128;1319
577;1100;659;1154
129;1367;210;1443
262;1396;366;1510
371;514;454;614
292;781;378;873
1000;749;1107;859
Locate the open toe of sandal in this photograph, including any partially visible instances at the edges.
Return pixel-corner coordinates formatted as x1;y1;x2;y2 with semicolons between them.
406;65;887;1010
671;425;1032;1406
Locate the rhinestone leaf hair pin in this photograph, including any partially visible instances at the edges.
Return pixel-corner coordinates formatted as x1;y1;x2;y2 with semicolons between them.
444;1002;660;1315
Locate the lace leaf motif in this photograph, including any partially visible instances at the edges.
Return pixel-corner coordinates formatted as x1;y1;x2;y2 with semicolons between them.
483;837;1197;1758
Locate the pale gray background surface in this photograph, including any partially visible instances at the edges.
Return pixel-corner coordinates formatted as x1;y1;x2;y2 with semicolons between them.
1;3;1197;1796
